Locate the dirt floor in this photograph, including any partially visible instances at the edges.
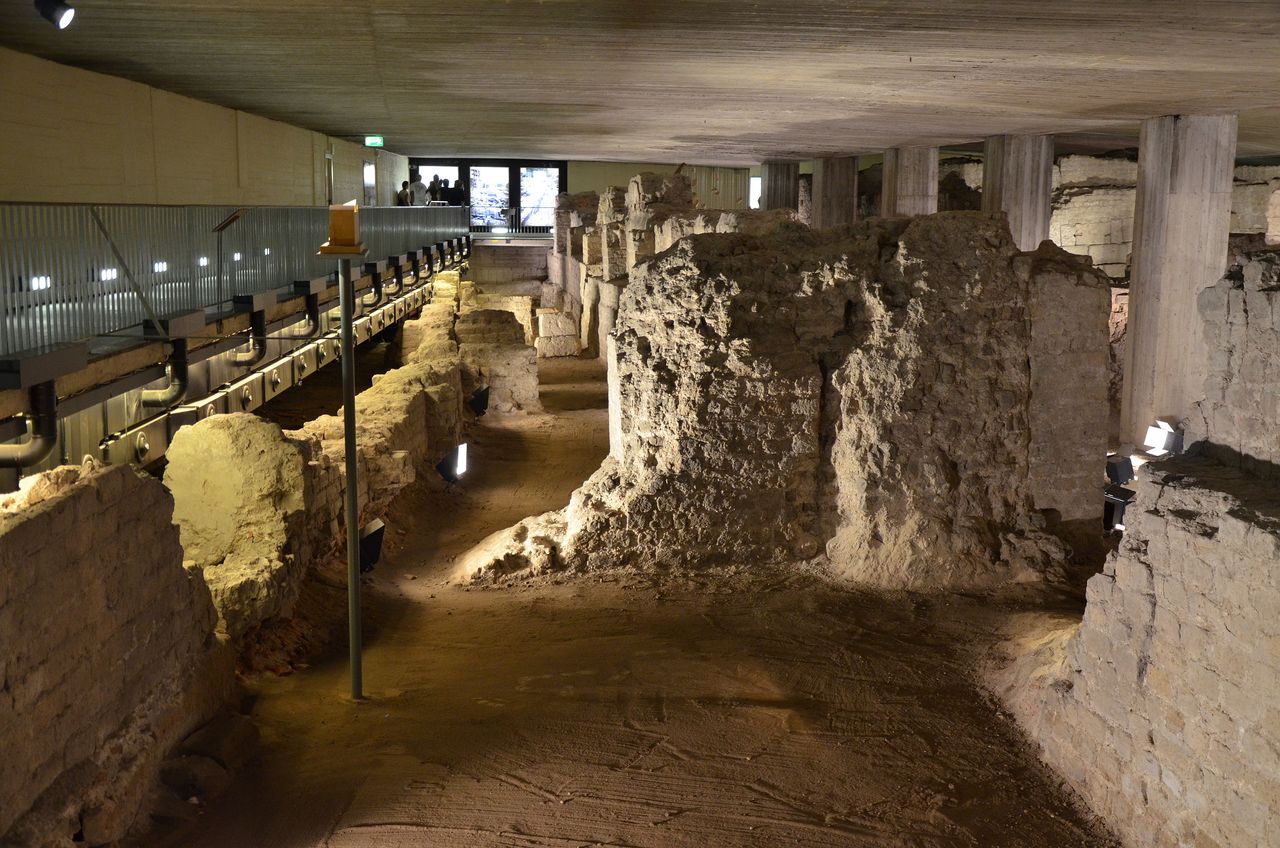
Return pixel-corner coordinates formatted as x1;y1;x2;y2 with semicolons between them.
146;357;1116;848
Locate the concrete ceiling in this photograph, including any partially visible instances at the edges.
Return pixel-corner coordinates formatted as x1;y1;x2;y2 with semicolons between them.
3;1;1280;164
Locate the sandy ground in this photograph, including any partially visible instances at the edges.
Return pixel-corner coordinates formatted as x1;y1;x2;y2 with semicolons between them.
146;357;1116;848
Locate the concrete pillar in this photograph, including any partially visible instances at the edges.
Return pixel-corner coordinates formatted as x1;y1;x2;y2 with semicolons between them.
881;147;938;216
760;161;800;211
981;135;1053;251
811;156;859;229
1121;114;1237;445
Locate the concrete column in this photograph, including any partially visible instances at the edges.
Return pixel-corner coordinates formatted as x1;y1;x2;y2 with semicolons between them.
1121;114;1237;445
981;134;1053;251
760;161;800;211
811;156;859;229
881;146;938;216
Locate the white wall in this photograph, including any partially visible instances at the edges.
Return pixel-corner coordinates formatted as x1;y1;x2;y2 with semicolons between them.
0;47;405;206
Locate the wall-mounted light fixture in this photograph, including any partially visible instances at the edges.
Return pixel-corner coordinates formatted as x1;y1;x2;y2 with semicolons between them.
34;0;75;29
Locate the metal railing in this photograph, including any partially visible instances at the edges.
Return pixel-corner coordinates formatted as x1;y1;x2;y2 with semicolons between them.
470;206;555;238
0;203;468;356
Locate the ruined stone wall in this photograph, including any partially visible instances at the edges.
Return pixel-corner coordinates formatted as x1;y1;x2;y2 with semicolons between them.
0;463;232;844
467;244;548;284
992;456;1280;848
1024;247;1112;525
475;213;1106;588
1191;248;1280;478
821;216;1080;589
164;291;512;648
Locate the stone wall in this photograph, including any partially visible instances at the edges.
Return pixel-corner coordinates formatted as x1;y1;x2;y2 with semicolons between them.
164;288;537;652
0;463;232;844
1025;246;1112;526
991;456;1280;848
467;244;548;284
165;348;464;644
470;213;1108;589
1190;247;1280;478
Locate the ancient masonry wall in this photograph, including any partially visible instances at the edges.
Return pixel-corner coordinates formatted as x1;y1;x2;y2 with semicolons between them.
540;191;598;358
992;241;1280;848
0;464;233;845
1025;246;1112;525
991;457;1280;848
1191;248;1280;478
165;280;537;651
473;213;1108;589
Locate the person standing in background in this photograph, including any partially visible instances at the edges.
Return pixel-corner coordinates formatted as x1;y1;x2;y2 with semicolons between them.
409;172;429;206
429;175;442;202
395;180;411;206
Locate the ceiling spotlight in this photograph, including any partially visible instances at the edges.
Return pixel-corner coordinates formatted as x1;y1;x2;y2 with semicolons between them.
35;0;75;29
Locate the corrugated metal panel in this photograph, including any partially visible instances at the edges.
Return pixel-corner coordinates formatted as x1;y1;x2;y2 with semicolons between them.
0;204;467;356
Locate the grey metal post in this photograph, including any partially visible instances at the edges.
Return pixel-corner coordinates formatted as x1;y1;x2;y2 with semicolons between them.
338;257;363;700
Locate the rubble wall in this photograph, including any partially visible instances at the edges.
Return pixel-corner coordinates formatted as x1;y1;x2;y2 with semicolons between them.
1191;249;1280;478
0;464;231;844
1025;247;1112;524
166;311;470;645
821;215;1076;589
475;213;1106;588
991;457;1280;848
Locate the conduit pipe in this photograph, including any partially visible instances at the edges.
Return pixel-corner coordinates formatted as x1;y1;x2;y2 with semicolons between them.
0;381;58;469
232;309;269;367
361;271;384;309
281;292;322;340
140;338;189;409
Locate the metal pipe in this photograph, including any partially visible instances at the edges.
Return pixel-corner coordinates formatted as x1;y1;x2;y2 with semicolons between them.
0;381;59;469
384;262;405;296
140;338;189;409
338;257;363;700
281;293;322;340
232;310;268;367
361;272;384;309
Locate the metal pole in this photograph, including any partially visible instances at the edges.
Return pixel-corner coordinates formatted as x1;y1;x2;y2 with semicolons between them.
338;257;363;700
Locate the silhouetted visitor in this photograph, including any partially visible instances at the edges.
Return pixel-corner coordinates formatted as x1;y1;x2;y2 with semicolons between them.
395;181;411;206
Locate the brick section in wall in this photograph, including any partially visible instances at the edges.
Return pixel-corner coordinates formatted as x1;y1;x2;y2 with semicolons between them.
0;463;230;844
992;456;1280;848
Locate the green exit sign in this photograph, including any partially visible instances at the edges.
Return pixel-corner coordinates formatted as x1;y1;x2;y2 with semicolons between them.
364;135;385;148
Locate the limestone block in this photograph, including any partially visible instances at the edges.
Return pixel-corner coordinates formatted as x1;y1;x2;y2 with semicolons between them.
165;415;309;640
597;187;627;226
459;343;541;414
537;311;578;337
536;334;580;358
455;308;526;346
583;227;603;266
602;222;628;282
540;282;564;311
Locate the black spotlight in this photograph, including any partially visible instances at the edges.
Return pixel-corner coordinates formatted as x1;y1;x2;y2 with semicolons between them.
467;385;490;417
359;519;385;573
35;0;75;28
435;442;469;486
1106;455;1135;485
